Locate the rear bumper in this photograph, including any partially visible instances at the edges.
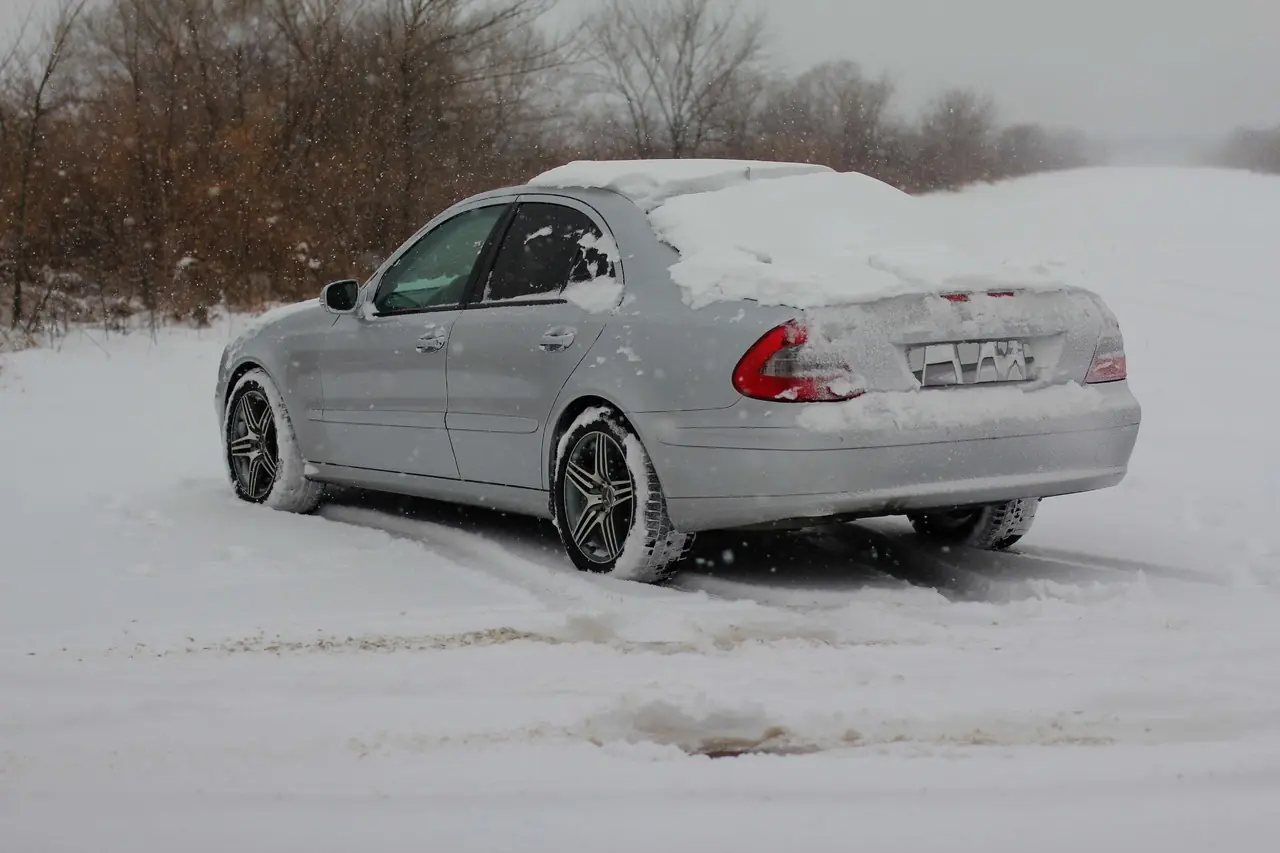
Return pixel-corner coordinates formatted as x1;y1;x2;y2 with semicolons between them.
660;424;1136;531
636;382;1141;533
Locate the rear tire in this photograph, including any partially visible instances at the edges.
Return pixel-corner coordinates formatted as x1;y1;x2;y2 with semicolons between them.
224;369;324;514
908;498;1040;551
551;408;692;583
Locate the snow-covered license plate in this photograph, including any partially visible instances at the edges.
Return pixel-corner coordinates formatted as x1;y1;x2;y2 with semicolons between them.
908;340;1035;387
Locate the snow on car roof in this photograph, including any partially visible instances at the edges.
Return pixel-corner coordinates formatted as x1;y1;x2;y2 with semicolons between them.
527;159;833;211
657;169;1085;309
531;160;1078;309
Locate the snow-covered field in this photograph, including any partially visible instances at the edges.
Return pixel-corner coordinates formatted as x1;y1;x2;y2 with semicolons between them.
3;167;1279;851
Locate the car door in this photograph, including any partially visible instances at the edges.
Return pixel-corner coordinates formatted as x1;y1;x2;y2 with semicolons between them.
318;201;512;478
446;197;621;490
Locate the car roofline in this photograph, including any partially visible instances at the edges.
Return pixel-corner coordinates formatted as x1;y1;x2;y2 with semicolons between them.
452;184;636;209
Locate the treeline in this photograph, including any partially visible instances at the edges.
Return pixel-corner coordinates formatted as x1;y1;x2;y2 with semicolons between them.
0;0;1096;338
1209;126;1280;174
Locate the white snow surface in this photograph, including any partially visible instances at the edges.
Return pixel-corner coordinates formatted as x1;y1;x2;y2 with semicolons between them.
3;167;1280;851
561;276;623;312
529;158;834;211
532;159;1084;309
648;170;1077;309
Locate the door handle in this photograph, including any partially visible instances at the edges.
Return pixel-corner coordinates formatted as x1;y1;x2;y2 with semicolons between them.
539;326;577;352
415;328;447;353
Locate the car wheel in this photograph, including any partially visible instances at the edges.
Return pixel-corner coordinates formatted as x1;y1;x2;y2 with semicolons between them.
908;498;1040;551
551;407;692;583
224;368;324;513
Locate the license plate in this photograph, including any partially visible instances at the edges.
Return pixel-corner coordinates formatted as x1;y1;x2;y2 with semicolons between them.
908;340;1034;387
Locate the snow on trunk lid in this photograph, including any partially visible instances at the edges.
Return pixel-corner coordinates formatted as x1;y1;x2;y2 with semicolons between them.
644;169;1086;310
800;286;1106;394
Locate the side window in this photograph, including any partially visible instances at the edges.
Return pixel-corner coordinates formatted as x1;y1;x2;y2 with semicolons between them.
481;203;614;303
374;204;507;313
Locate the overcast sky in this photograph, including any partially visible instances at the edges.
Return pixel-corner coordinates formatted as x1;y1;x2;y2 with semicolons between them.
553;0;1278;141
3;0;1276;141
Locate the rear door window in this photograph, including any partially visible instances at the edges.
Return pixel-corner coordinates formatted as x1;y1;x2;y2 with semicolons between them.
480;203;614;303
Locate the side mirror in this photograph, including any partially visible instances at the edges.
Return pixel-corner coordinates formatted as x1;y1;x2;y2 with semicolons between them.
321;279;360;314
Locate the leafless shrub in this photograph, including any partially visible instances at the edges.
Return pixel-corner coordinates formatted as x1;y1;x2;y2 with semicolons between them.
1208;126;1280;173
1;0;88;332
575;0;767;158
752;61;896;175
0;0;1101;337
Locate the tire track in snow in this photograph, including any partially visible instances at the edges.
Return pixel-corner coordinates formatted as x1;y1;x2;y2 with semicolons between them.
314;495;856;644
313;494;957;650
317;487;1215;610
308;488;1231;661
672;523;1178;607
820;523;1229;603
318;502;654;613
1013;545;1233;587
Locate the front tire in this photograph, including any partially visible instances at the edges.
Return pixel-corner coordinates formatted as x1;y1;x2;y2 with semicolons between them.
551;408;691;583
908;498;1040;551
224;369;324;514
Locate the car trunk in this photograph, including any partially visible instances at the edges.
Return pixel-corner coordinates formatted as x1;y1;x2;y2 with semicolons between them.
799;285;1107;395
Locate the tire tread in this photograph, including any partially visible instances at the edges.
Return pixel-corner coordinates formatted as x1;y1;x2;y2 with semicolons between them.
225;369;324;514
909;498;1040;551
551;408;692;583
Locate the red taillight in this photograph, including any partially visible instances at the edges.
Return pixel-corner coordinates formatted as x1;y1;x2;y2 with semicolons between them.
732;321;862;403
942;290;1018;301
1085;303;1128;383
1086;353;1127;383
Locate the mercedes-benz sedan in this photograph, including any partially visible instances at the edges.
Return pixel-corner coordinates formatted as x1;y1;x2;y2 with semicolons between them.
215;160;1141;582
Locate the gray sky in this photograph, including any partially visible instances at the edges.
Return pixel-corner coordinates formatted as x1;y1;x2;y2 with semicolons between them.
551;0;1279;141
4;0;1276;140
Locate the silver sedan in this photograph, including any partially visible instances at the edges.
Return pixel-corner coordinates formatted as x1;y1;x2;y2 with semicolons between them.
215;162;1141;582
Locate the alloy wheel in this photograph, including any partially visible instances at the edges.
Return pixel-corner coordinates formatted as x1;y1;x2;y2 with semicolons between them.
562;431;636;564
227;388;280;501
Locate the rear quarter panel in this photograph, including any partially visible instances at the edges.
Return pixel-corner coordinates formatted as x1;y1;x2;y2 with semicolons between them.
548;299;797;497
550;189;797;415
541;191;797;491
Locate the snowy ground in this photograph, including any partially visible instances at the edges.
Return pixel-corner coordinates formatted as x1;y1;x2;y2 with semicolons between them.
3;167;1279;851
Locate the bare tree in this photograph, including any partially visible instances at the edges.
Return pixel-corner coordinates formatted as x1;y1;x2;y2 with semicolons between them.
1211;126;1280;174
371;0;559;237
0;18;30;194
4;0;87;329
0;0;1102;338
577;0;767;158
756;60;894;173
915;88;998;190
995;123;1094;177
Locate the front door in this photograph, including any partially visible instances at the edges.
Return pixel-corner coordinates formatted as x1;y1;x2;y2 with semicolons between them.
319;202;511;478
446;199;620;489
